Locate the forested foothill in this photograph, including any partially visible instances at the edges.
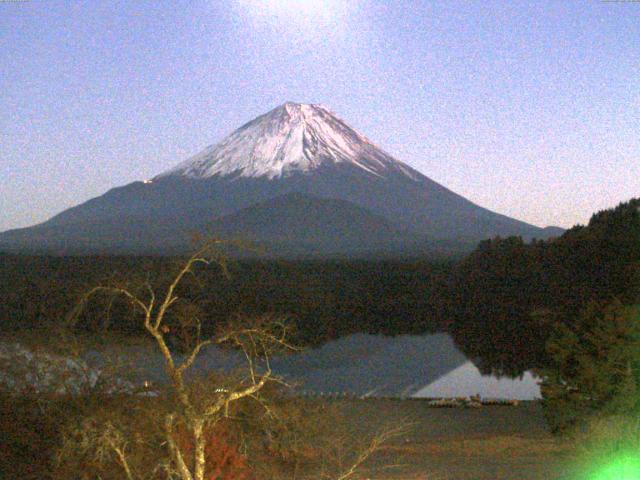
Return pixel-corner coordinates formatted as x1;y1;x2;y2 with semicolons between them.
449;197;640;377
447;197;640;440
0;255;453;346
1;198;638;375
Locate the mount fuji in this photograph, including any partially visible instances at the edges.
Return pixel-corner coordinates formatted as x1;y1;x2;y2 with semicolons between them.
0;103;562;256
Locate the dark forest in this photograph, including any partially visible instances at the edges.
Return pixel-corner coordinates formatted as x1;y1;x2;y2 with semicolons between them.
1;198;638;377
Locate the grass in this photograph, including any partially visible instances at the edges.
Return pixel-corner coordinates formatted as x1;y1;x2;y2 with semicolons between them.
327;399;575;480
0;387;576;480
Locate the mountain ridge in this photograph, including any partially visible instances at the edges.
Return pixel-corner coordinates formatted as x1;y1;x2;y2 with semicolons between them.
0;102;563;255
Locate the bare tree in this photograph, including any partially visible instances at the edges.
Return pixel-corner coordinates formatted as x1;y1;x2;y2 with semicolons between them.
64;241;293;480
61;240;410;480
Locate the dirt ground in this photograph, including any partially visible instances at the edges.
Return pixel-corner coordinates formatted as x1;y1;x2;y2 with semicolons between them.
330;399;576;480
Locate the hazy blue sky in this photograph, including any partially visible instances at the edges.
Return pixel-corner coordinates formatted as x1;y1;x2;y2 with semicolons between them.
1;0;638;232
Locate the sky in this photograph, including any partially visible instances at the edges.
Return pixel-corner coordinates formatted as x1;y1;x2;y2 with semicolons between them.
1;0;638;232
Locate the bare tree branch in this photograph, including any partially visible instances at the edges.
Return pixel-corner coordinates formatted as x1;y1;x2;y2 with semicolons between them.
60;239;404;480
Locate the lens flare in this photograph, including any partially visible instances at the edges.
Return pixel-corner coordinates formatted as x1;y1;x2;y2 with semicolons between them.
590;455;640;480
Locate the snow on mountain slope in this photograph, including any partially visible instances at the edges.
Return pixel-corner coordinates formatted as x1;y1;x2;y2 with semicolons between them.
156;102;420;181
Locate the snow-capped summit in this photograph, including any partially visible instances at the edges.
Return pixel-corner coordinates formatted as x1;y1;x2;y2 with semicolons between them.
156;102;419;181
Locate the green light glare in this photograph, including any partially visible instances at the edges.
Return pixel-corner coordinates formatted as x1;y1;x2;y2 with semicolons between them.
590;455;640;480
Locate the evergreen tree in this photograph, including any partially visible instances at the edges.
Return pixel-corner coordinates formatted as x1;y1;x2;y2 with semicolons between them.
537;299;640;433
449;236;546;376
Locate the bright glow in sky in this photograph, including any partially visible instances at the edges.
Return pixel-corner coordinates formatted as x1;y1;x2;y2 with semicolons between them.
232;0;359;46
239;0;353;24
0;0;639;232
